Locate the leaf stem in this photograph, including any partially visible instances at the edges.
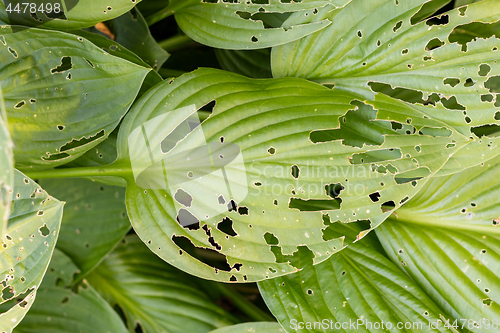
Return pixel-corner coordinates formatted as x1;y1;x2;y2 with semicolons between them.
24;164;130;180
158;34;194;53
145;7;175;26
216;283;274;322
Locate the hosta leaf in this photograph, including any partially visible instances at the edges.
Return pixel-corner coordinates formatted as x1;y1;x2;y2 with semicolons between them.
112;68;469;282
259;222;458;333
64;131;127;187
209;322;284;333
87;235;236;333
0;170;63;332
455;0;481;6
376;154;500;331
0;0;142;30
12;249;128;333
271;0;500;115
0;88;13;236
0;27;150;170
215;48;272;78
170;0;352;50
105;8;169;70
38;178;130;279
436;136;500;176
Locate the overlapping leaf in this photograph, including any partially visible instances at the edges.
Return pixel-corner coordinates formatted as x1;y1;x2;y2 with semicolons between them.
259;222;458;332
0;0;142;30
271;0;500;118
0;170;63;332
64;131;127;186
0;27;150;170
39;178;130;279
87;235;236;333
110;68;472;282
12;249;129;333
0;88;13;236
376;154;500;329
215;48;272;78
209;322;285;333
100;7;169;70
170;0;352;49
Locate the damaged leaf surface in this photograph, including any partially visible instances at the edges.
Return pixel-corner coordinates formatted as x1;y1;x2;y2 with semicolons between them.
0;27;150;170
114;68;472;282
0;170;63;332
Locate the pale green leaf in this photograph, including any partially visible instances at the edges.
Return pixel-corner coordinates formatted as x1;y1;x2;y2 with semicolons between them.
38;178;130;279
171;0;352;49
0;170;63;332
271;0;500;115
87;235;237;333
209;322;284;333
0;0;142;30
376;154;500;331
0;27;150;170
12;249;129;333
0;87;14;236
112;68;470;282
259;222;457;332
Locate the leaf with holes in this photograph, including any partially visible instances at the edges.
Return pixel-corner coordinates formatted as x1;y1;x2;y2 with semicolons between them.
169;0;352;50
11;249;129;333
209;322;285;333
0;170;63;332
271;0;500;115
109;68;473;282
259;221;460;332
0;27;150;170
376;153;500;325
0;0;143;30
38;178;130;280
87;235;237;333
0;88;13;236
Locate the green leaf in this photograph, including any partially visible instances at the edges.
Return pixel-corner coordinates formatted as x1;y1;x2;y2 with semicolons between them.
0;0;142;30
12;249;129;333
171;0;351;49
0;170;63;332
63;131;127;187
436;136;500;176
137;0;169;18
259;222;458;333
215;48;272;78
0;87;14;236
103;7;170;70
87;235;237;333
113;68;470;282
455;0;481;6
376;154;500;327
410;0;453;25
271;0;500;114
0;27;150;170
38;178;130;280
209;322;284;333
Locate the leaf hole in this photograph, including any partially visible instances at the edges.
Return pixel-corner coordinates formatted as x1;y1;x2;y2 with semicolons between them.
50;56;72;74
